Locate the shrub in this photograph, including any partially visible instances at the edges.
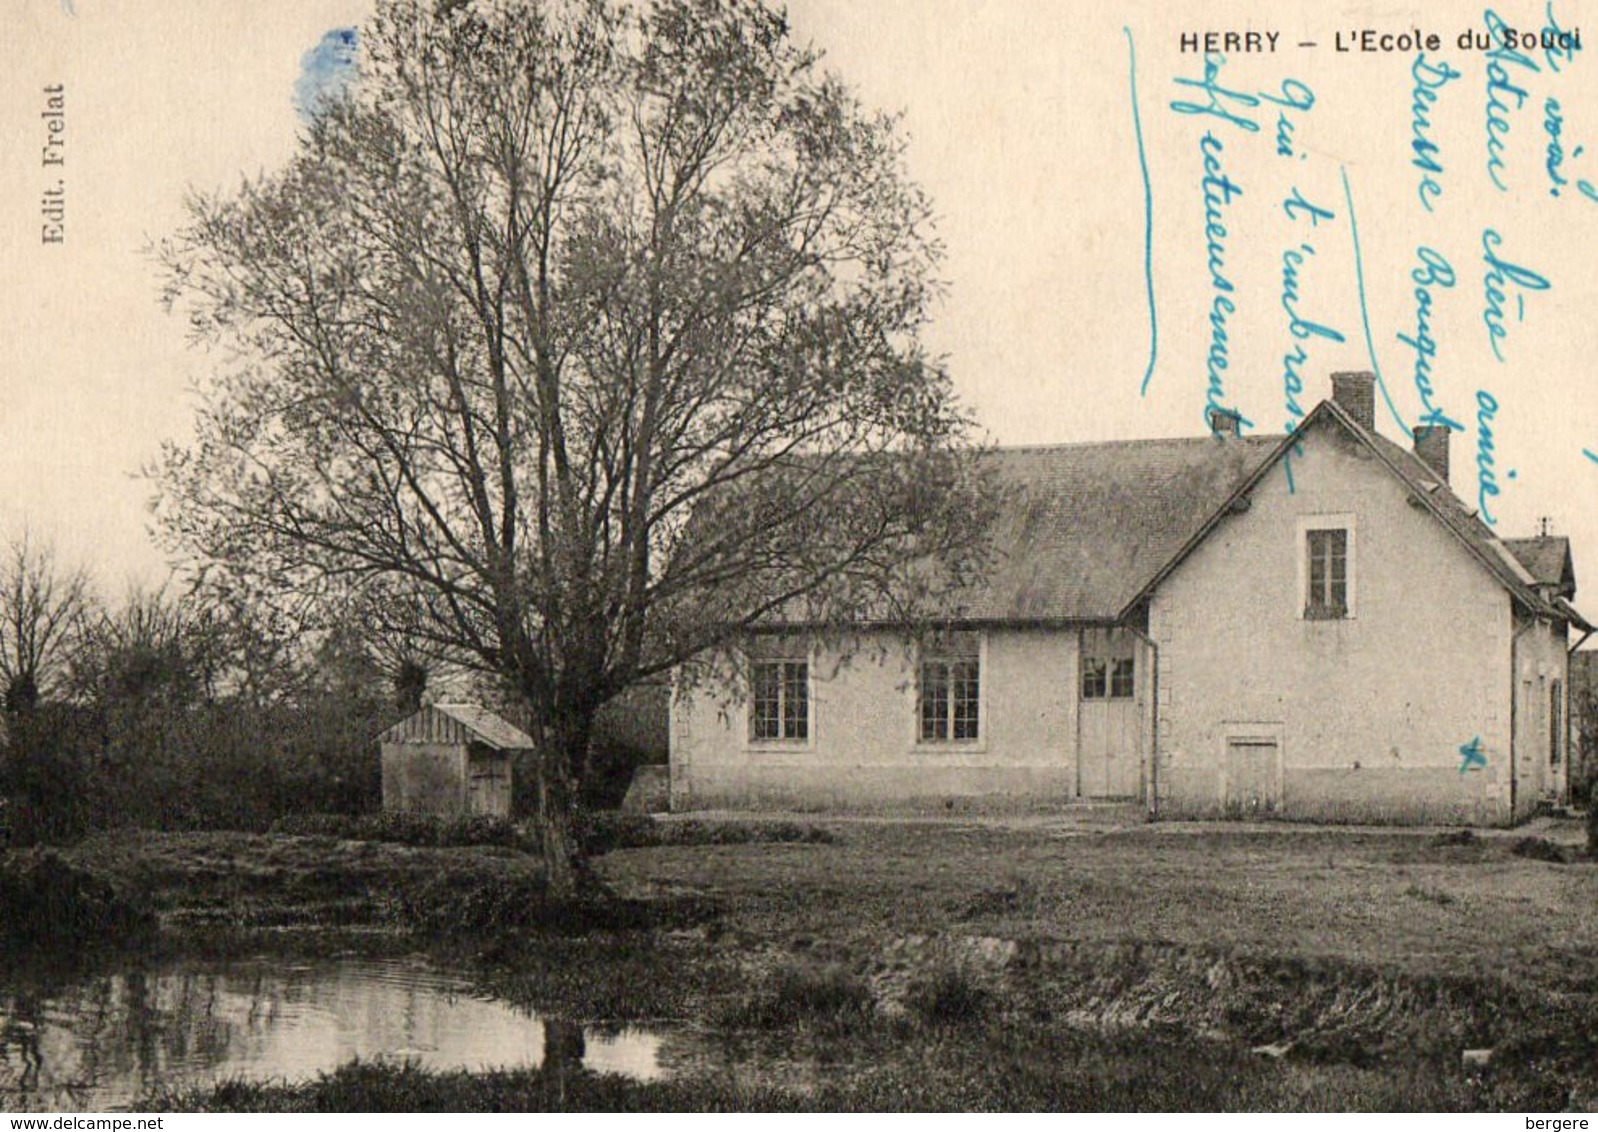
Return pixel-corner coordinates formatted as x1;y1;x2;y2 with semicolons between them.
0;846;156;946
582;683;669;810
437;814;535;851
1510;836;1569;864
903;967;994;1027
394;870;555;935
575;810;660;855
1403;883;1455;906
272;809;835;858
271;812;357;839
0;706;102;846
573;813;835;855
657;819;835;848
270;811;538;853
727;961;877;1032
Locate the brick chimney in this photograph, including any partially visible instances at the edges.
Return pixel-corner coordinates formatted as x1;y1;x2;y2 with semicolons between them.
1412;423;1451;485
1207;406;1241;438
1330;371;1376;432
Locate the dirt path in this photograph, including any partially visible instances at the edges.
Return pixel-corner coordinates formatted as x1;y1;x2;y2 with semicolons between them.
660;806;1591;845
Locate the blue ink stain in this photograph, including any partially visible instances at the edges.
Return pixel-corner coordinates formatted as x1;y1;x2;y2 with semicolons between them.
1545;97;1569;194
294;28;359;123
1410;54;1461;213
1400;246;1463;433
1540;1;1583;74
1169;52;1263;134
1195;132;1251;434
1126;28;1159;398
1481;228;1550;364
59;0;76;15
1341;168;1410;435
1475;389;1507;524
1585;449;1598;465
1484;10;1542;194
1458;736;1488;774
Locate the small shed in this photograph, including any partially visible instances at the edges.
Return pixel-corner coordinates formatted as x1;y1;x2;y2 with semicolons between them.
379;703;536;818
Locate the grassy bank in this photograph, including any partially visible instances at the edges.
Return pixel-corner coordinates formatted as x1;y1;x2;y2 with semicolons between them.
22;816;1598;1110
56;828;557;939
161;992;1589;1112
157;1036;1543;1113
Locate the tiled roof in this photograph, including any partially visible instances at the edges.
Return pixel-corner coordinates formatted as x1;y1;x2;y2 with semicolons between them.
930;399;1587;629
951;436;1279;621
1352;420;1550;613
1502;536;1574;593
1554;597;1592;633
376;703;537;750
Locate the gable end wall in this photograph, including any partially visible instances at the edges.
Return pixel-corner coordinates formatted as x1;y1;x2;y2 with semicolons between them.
1149;424;1516;824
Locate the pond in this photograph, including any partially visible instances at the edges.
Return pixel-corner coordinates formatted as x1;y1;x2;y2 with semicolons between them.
0;955;668;1111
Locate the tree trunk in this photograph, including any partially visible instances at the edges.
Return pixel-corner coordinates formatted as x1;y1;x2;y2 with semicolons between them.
541;1017;586;1106
531;704;593;902
536;751;579;900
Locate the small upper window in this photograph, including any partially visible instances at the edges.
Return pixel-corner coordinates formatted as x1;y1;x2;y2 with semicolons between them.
1110;658;1135;699
1082;630;1135;700
1081;658;1108;700
1305;527;1349;620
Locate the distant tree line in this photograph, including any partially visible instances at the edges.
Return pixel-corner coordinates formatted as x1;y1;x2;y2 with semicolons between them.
0;531;668;847
1573;660;1598;810
0;533;408;845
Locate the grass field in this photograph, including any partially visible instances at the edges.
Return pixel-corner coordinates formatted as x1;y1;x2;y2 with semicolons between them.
598;819;1598;985
37;815;1598;1111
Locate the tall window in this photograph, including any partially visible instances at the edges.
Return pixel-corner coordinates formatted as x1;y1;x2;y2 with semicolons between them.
919;636;980;743
1551;679;1563;767
751;658;809;742
1305;527;1349;619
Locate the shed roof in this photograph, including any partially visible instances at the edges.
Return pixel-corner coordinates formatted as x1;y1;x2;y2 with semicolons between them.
1502;536;1575;597
380;703;537;749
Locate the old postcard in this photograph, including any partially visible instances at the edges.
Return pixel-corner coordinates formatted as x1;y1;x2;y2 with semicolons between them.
2;0;1595;1116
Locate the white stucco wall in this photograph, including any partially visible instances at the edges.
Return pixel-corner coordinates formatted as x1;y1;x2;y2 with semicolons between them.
669;629;1082;810
668;420;1569;823
1150;423;1518;824
1511;614;1571;812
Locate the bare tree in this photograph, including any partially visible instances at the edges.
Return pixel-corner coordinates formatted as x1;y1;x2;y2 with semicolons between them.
0;531;93;713
153;0;993;893
70;582;224;712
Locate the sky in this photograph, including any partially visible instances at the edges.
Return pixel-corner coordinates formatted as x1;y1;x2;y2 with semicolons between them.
4;0;1598;617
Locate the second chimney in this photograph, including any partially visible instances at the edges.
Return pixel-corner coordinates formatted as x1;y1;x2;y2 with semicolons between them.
1331;371;1376;432
1413;423;1451;485
1208;406;1242;438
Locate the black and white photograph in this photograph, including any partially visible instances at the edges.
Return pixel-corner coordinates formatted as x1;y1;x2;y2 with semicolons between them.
2;0;1597;1116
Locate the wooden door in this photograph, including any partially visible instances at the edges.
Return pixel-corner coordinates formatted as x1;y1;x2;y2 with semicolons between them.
467;750;512;817
1224;737;1281;814
1078;628;1143;799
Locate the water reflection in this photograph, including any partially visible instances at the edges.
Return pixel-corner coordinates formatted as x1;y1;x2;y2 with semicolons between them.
0;956;665;1111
